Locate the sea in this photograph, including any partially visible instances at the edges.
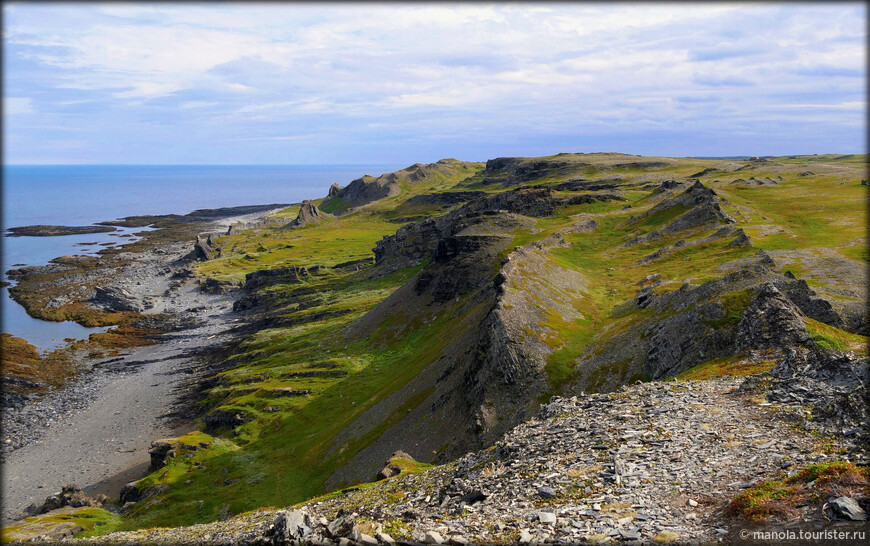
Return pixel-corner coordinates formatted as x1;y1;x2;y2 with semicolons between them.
1;164;404;352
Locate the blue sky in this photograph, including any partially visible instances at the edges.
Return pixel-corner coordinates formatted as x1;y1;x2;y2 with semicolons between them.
3;2;866;164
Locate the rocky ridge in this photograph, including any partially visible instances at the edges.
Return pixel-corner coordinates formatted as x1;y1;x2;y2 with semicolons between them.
70;354;867;545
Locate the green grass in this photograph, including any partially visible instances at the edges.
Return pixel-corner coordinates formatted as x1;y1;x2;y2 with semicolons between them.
676;355;776;380
704;289;755;329
1;507;124;542
804;318;868;354
122;261;488;528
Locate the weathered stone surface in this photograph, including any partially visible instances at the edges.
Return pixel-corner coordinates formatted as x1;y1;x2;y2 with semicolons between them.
477;157;578;186
377;450;418;480
200;277;239;294
283;201;331;229
92;286;144;312
148;440;176;470
374;187;559;274
243;266;307;292
193;234;218;260
326;514;355;538
565;214;598;233
203;409;248;431
28;484;109;516
828;496;867;521
735;284;812;351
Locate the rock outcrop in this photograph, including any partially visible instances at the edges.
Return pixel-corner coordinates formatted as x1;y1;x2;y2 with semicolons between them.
376;450;417;480
194;234;218;260
475;157;582;186
322;159;481;213
24;484;109;517
282;201;331;229
92;286;145;312
762;347;869;441
735;284;812;351
373;187;559;274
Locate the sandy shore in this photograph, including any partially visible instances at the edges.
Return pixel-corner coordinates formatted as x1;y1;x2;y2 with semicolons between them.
1;209;281;524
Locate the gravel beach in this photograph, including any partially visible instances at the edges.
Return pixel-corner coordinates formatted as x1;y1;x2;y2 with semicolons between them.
1;210;278;525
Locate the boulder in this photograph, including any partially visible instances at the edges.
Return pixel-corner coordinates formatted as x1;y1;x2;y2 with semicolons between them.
729;229;753;248
326;513;355;538
119;482;142;504
565;214;598;233
31;484;108;515
828;496;867;520
92;286;144;312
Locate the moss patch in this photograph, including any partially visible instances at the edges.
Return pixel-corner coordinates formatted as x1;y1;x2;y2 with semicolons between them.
727;460;869;522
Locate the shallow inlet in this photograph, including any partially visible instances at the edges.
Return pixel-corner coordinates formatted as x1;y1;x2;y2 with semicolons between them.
1;226;152;352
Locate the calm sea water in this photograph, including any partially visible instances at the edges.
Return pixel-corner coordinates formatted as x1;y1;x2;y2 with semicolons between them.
1;164;403;351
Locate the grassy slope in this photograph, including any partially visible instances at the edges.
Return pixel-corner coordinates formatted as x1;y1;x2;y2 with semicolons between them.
63;154;868;534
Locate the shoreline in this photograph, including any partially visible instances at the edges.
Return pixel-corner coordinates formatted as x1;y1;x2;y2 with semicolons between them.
0;205;284;525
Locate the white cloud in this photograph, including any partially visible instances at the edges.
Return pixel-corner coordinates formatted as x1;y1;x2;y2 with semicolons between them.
179;101;218;109
774;101;865;110
4;97;34;114
2;2;866;162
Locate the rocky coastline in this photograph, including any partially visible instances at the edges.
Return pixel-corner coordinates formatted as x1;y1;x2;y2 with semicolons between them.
1;205;285;525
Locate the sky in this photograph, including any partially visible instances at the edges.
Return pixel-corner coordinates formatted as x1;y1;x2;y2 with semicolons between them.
2;2;866;165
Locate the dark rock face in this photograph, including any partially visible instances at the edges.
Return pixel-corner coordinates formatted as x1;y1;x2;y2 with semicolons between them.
414;235;510;303
374;187;558;274
759;347;869;443
560;193;625;207
478;157;577;186
194;234;217;260
735;284;812;351
328;183;341;197
92;286;144;312
644;302;736;379
729;229;752;247
203;410;248;431
331;175;399;210
405;191;486;207
119;482;142;504
243;266;307;292
148;440;179;470
579;262;853;385
624;181;735;250
200;277;239;294
773;279;844;329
